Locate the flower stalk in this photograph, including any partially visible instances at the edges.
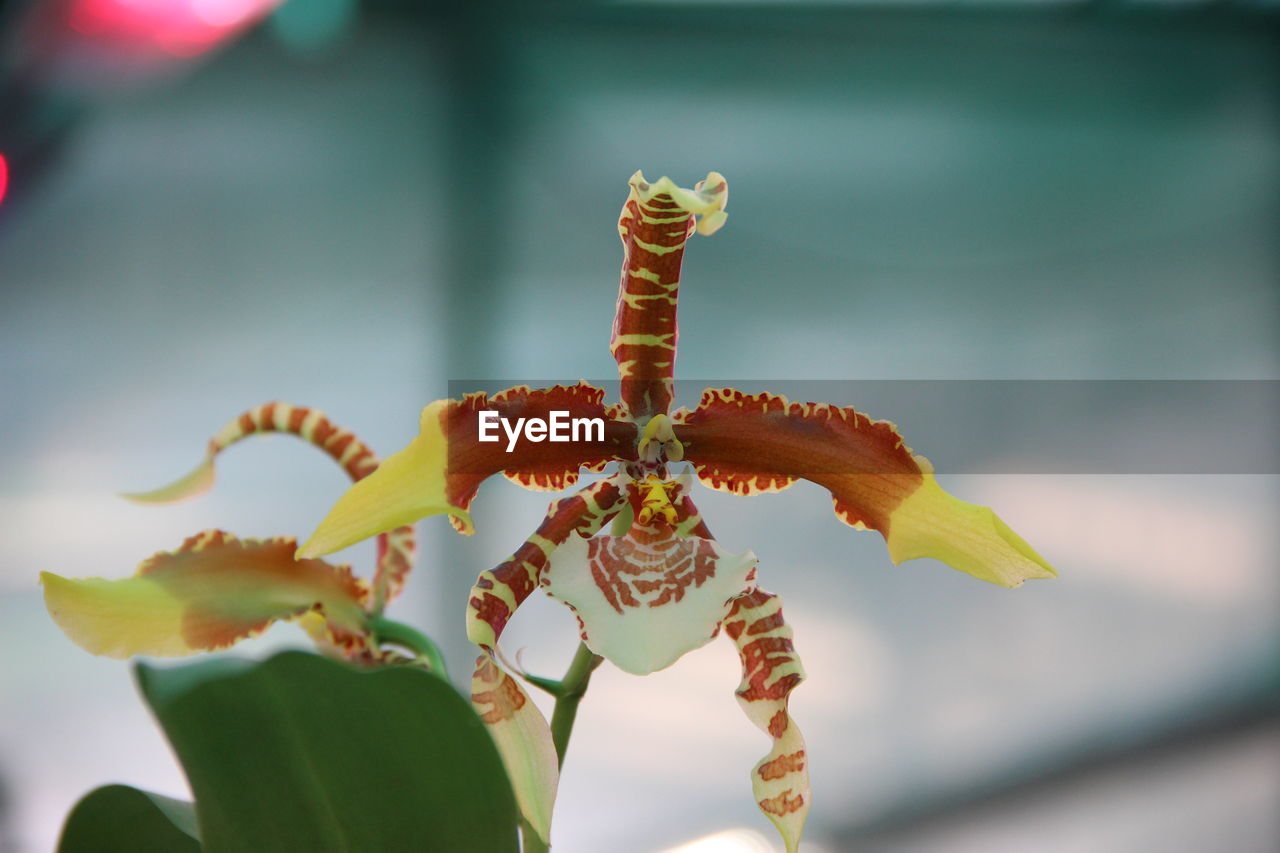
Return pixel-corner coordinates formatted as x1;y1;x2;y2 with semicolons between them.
371;616;449;679
517;642;601;853
548;642;603;767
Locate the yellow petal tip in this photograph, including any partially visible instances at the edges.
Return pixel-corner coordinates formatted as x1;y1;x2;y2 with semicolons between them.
41;570;187;659
887;476;1056;588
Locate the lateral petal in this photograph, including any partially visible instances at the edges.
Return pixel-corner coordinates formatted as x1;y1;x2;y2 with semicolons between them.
471;656;560;847
723;588;809;853
42;531;371;659
300;383;634;556
468;479;627;653
676;389;1055;587
543;518;757;675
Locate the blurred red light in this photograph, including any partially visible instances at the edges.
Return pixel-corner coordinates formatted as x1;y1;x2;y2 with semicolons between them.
0;154;8;207
66;0;276;59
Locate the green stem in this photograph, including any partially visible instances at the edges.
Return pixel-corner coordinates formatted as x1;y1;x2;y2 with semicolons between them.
549;641;602;766
516;644;599;853
370;617;450;680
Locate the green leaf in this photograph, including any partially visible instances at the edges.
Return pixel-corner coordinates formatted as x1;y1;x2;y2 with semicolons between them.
136;651;520;853
136;654;254;707
58;784;200;853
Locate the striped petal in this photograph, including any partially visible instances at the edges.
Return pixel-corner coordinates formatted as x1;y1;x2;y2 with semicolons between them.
543;514;757;676
612;171;728;419
42;531;371;659
468;479;627;653
122;401;416;612
300;383;635;557
724;588;809;853
471;656;559;847
675;389;1055;588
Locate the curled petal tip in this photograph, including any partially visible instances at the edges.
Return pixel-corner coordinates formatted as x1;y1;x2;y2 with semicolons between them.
695;209;728;236
627;170;729;235
448;512;477;536
120;455;215;504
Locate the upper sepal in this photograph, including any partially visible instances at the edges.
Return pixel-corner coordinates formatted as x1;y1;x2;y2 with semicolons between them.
613;173;728;418
42;530;370;659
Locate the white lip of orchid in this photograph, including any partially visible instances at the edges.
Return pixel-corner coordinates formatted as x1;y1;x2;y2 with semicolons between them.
544;527;759;676
541;469;758;676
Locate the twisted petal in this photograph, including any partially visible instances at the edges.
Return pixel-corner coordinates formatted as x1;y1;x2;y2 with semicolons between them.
612;171;728;419
471;656;559;847
121;401;417;611
464;482;629;847
42;531;371;659
724;588;809;853
676;389;1055;587
300;383;635;557
543;518;757;675
468;479;627;653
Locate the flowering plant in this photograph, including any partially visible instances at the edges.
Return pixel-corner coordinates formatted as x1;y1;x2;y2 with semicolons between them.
44;171;1053;852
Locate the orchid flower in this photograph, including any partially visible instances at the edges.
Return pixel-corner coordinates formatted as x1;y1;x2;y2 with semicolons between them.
298;171;1057;851
40;403;442;671
41;404;564;844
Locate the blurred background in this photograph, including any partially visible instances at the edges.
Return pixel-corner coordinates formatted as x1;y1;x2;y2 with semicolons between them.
0;1;1277;851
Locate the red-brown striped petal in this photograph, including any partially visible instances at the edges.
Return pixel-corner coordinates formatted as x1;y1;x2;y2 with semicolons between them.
723;588;809;853
123;402;380;501
676;389;1055;587
485;384;634;491
612;172;728;419
300;383;635;556
467;479;627;653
